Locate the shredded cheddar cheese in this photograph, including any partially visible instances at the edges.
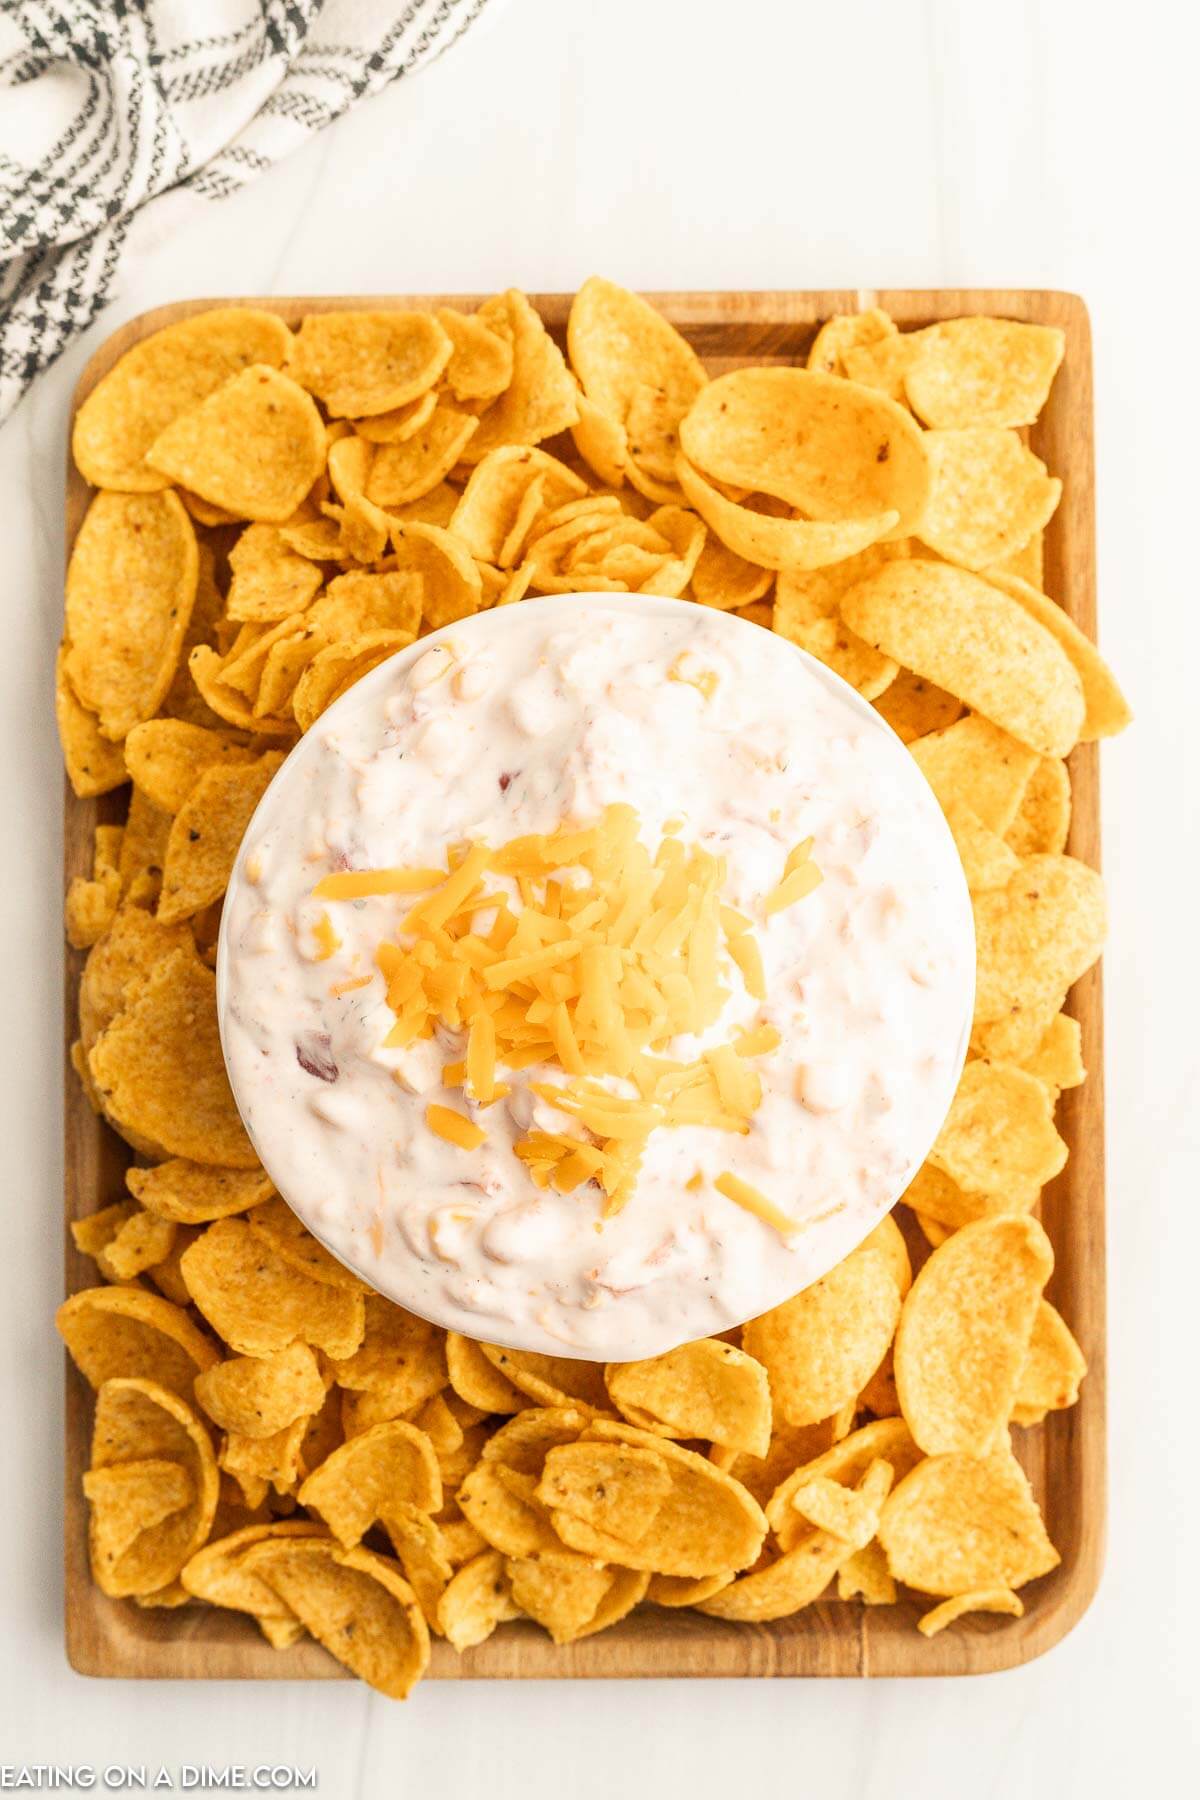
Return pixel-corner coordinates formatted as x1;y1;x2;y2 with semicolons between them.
315;811;822;1228
715;1172;801;1237
312;912;341;961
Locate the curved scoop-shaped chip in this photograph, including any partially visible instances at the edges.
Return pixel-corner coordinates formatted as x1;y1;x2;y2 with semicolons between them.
297;1418;441;1544
743;1240;903;1427
841;560;1085;757
125;1160;274;1224
1012;1300;1087;1426
242;1537;430;1698
57;1285;219;1399
65;490;199;742
929;1062;1068;1194
147;366;326;522
87;1376;219;1597
478;1345;609;1413
88;948;258;1168
916;429;1061;571
680;367;931;534
194;1342;327;1439
605;1338;771;1457
765;1417;922;1550
677;456;897;572
288;310;452;418
903;318;1065;429
568;278;706;486
180;1218;365;1360
73;307;293;492
877;1445;1059;1596
460;290;578;462
984;569;1132;742
545;1420;767;1579
894;1215;1053;1455
158;753;284;925
437;1548;520;1650
450;446;588;565
971;854;1107;1060
181;1519;327;1623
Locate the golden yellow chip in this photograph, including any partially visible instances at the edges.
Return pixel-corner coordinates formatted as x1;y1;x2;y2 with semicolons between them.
181;1217;365;1359
547;1421;767;1579
297;1418;441;1544
916;429;1062;571
764;1418;921;1550
571;389;628;488
931;1060;1068;1193
917;1586;1024;1636
877;1444;1059;1595
837;1539;897;1605
157;753;283;924
457;1462;563;1557
73;308;293;492
65;490;199;741
842;328;936;402
392;522;483;629
87;1376;219;1597
245;1195;367;1294
366;407;480;506
220;1414;309;1501
1018;1012;1085;1099
504;1550;615;1645
227;523;324;623
478;1345;609;1413
568;277;705;489
788;1459;896;1548
605;1339;771;1457
381;1504;454;1633
437;1548;520;1650
243;1537;431;1698
843;561;1085;757
538;1441;671;1544
691;534;772;610
645;1570;736;1608
194;1342;326;1439
289;310;452;418
126;1160;273;1224
910;713;1039;836
353;388;439;447
433;306;514;403
93;1208;177;1283
743;1238;903;1426
480;1406;592;1475
56;647;128;797
774;543;909;699
972;853;1107;1059
900;1161;1037;1232
1012;1300;1087;1426
681;368;931;536
71;1201;137;1264
807;309;897;377
986;570;1132;741
872;667;963;745
903;318;1065;429
941;798;1021;894
187;645;299;737
676;456;897;572
326;1293;445;1401
291;629;413;732
77;905;193;1052
57;1281;219;1399
463;289;578;461
446;1332;527;1413
180;1519;325;1629
1004;755;1071;857
147;366;326;522
84;1458;194;1595
124;719;258;813
894;1214;1053;1455
88;947;257;1166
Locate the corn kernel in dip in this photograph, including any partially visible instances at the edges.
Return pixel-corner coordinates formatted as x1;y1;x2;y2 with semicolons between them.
219;598;973;1359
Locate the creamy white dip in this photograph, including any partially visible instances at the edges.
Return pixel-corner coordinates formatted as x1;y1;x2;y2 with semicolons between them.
218;596;973;1359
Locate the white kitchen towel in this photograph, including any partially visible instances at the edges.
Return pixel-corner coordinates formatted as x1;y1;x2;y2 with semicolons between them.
0;0;493;424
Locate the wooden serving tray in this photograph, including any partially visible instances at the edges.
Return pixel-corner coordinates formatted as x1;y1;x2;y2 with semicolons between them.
63;289;1105;1680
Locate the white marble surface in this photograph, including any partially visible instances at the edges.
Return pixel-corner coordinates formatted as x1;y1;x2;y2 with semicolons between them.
2;0;1196;1788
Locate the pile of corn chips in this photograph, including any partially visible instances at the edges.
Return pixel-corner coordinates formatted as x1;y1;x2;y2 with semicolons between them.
58;282;1128;1696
